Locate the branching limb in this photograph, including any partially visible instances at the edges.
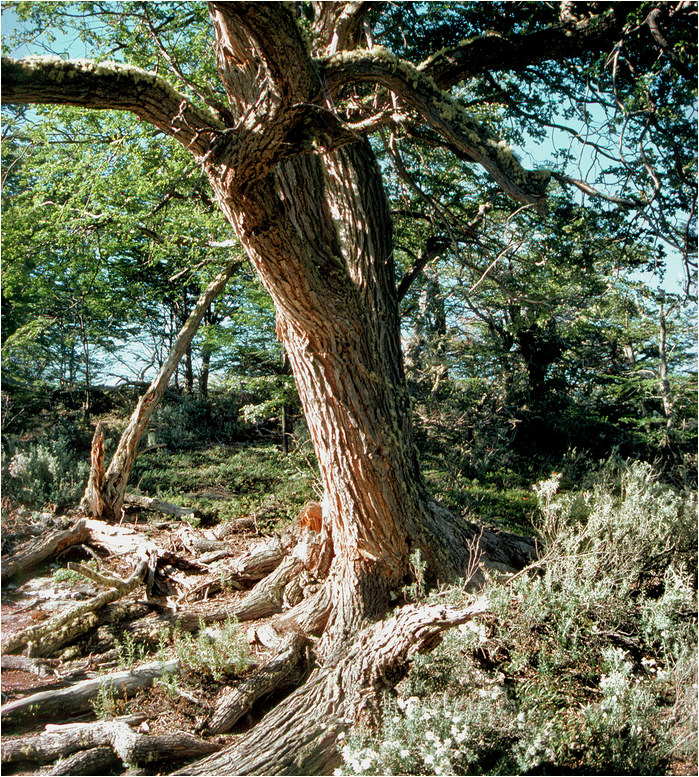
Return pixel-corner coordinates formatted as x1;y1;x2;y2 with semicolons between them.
0;56;223;157
321;49;550;210
417;8;626;88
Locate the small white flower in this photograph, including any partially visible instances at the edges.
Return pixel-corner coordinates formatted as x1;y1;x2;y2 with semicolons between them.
400;749;410;758
425;754;435;765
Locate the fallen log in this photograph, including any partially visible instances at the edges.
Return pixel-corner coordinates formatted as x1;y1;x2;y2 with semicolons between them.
1;654;58;678
0;659;180;726
0;518;90;582
49;745;121;775
101;722;220;766
4;716;219;772
1;560;147;655
184;534;290;602
205;527;334;623
2;715;146;765
215;516;257;536
206;631;308;734
175;524;232;555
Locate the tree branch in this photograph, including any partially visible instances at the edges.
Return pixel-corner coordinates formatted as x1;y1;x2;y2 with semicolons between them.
0;56;224;158
208;2;317;105
417;7;628;88
321;49;550;211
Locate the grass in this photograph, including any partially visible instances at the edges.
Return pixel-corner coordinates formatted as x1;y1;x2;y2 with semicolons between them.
131;442;320;526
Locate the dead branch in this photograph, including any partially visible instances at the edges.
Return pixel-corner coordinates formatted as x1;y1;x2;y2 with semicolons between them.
1;518;90;582
0;659;180;726
2;715;146;765
49;746;121;775
1;560;147;655
124;493;202;520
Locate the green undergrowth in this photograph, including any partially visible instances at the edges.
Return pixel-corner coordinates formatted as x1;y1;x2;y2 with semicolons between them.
131;442;320;526
424;468;535;535
338;458;698;776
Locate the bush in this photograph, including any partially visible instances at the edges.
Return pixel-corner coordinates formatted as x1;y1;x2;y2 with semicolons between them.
338;457;697;776
2;426;90;509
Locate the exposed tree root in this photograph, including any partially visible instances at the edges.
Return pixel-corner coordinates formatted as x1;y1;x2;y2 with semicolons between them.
206;631;308;734
178;599;489;776
0;504;532;776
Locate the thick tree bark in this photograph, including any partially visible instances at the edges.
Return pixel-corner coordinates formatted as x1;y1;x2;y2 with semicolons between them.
206;631;308;734
80;262;237;521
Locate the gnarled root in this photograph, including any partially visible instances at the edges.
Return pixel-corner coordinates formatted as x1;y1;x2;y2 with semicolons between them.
177;598;488;776
206;630;308;734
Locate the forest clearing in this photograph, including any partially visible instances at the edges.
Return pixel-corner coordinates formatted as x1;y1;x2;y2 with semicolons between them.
1;2;697;775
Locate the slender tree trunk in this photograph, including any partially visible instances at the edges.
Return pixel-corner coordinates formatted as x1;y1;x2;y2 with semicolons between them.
199;336;211;398
658;296;674;442
184;343;194;394
81;263;237;520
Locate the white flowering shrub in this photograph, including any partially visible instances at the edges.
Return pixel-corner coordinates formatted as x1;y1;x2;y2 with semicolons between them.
335;694;515;776
338;457;696;776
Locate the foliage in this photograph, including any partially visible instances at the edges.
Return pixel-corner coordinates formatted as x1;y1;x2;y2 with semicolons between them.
132;441;318;525
114;631;149;670
339;458;697;775
172;617;249;681
2;423;90;509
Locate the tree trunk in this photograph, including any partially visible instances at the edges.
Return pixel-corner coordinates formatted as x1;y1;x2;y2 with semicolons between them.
207;137;518;651
80;262;237;520
199;331;212;398
658;296;674;441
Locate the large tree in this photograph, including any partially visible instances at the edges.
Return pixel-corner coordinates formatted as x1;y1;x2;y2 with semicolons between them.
2;2;696;772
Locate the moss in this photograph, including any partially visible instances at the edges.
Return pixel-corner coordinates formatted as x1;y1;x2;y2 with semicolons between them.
16;56;225;130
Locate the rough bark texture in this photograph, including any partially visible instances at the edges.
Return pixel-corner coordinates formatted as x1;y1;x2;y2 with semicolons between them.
0;518;90;582
179;599;488;775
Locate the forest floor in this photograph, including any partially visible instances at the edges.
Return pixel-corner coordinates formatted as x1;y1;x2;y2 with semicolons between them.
1;411;696;775
1;498;324;774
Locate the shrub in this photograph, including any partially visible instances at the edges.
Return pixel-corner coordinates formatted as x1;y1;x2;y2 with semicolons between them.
2;431;90;509
173;617;249;681
338;457;696;776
